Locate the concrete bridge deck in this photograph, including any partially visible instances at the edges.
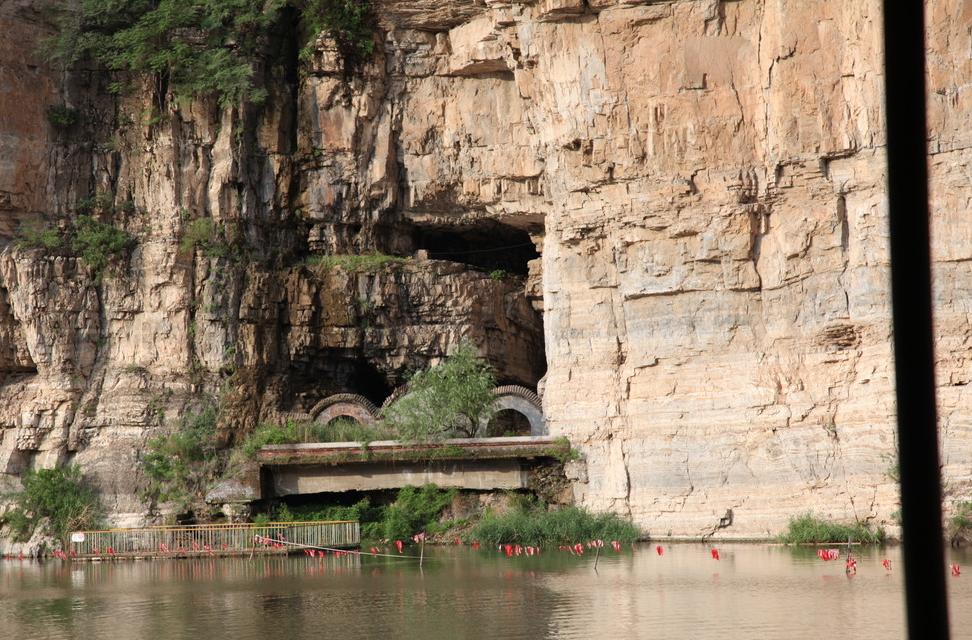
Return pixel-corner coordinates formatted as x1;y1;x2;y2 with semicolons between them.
256;436;570;497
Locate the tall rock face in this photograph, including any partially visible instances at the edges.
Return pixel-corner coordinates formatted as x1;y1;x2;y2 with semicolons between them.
0;0;969;539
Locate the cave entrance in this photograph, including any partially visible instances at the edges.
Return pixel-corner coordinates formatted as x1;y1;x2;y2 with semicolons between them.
293;355;391;409
414;220;539;275
483;409;532;437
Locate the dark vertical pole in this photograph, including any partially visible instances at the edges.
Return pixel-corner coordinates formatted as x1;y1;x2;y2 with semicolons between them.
882;3;950;639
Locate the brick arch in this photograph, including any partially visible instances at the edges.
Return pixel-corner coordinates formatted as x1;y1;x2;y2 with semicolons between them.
310;394;379;426
380;383;411;411
481;385;545;436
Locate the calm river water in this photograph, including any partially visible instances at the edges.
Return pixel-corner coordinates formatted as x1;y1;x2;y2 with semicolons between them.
2;544;972;639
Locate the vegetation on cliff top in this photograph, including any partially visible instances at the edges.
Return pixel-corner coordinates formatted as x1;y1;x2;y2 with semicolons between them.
305;253;408;272
141;406;221;509
51;0;375;106
778;513;886;545
17;212;135;279
1;466;103;547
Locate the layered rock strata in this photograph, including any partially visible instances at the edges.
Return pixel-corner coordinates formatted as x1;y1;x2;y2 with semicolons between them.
1;0;971;540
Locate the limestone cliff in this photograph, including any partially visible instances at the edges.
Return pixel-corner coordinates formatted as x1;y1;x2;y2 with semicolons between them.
1;0;970;541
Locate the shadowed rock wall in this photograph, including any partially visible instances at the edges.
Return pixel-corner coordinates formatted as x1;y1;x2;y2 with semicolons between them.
1;0;971;540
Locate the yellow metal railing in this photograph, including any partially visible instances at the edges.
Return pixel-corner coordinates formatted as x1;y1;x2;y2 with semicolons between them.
68;521;359;558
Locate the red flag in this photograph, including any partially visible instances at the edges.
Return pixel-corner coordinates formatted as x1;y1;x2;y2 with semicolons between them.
656;545;664;556
845;558;858;574
882;559;892;571
711;548;720;561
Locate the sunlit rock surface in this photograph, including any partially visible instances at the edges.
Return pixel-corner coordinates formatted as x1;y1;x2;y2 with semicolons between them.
1;0;971;539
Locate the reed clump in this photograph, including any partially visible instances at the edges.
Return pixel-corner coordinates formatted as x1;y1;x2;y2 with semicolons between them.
779;513;885;545
468;499;640;546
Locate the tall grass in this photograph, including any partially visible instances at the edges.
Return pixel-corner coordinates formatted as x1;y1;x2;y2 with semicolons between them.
239;418;392;457
949;501;972;543
468;503;641;546
779;513;885;544
305;253;407;271
141;407;220;508
267;484;457;542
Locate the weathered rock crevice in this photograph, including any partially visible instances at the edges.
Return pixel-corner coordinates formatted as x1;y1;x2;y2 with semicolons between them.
1;0;971;542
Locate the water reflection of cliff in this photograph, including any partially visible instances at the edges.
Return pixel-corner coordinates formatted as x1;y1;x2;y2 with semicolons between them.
0;550;558;640
9;545;972;639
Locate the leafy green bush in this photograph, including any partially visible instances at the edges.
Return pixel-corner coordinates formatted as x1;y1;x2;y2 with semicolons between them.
306;253;407;271
488;269;507;281
75;194;127;217
276;497;383;525
949;501;972;542
45;104;80;129
141;407;220;508
16;224;64;251
377;485;457;541
300;0;375;64
1;466;102;545
264;485;456;542
468;502;640;546
180;218;231;257
180;218;214;253
16;213;133;277
382;345;496;441
52;0;376;106
779;513;885;545
71;215;134;275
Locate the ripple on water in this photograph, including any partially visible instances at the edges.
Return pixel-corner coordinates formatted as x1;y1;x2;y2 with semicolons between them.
3;544;972;640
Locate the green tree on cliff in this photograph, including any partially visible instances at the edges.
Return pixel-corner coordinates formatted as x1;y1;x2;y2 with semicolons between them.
382;345;497;442
1;466;103;548
51;0;375;106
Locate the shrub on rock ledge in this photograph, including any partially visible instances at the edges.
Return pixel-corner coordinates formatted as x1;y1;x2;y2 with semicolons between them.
1;466;103;547
382;345;496;441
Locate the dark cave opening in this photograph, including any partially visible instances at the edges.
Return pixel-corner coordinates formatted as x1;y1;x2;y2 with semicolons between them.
414;221;539;275
292;355;391;407
484;409;532;437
